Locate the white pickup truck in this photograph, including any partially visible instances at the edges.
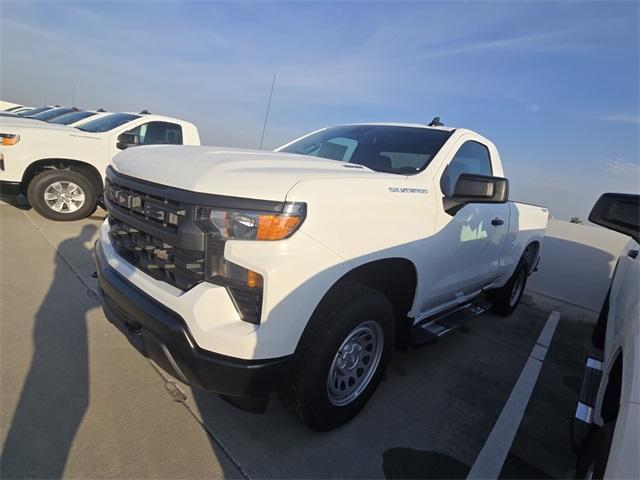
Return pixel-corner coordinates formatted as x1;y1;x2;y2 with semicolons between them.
94;122;548;430
573;193;639;480
0;112;200;220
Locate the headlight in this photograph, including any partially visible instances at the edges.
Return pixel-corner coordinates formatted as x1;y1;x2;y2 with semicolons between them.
197;203;306;241
195;202;306;324
0;134;20;146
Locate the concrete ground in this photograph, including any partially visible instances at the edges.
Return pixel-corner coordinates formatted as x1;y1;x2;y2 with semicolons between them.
0;202;596;479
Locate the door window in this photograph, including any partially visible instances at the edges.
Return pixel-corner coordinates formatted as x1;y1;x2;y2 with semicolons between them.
124;121;183;145
440;141;492;196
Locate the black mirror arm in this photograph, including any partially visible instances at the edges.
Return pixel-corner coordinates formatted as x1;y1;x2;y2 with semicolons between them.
443;197;466;216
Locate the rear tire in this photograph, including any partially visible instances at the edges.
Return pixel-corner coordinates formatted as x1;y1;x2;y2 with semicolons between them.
487;260;528;316
280;281;395;431
27;170;97;221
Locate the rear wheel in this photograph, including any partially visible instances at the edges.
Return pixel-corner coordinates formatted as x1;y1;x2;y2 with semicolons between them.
27;170;97;221
487;260;528;316
280;281;395;431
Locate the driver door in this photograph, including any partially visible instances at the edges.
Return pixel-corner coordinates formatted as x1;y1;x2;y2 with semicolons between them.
423;139;510;311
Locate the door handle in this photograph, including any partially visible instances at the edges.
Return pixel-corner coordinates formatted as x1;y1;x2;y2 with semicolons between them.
491;217;504;226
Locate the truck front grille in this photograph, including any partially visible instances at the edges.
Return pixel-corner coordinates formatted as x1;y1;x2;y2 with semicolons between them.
108;217;205;291
105;181;187;233
104;170;206;291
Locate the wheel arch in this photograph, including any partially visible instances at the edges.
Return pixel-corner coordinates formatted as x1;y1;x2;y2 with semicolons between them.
309;257;419;350
492;240;541;291
21;158;103;196
522;240;541;274
601;351;623;424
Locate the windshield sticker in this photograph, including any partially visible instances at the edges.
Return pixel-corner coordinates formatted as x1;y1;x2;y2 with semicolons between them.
389;187;428;194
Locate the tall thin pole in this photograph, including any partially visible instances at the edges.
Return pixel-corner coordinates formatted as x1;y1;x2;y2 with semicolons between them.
259;73;276;149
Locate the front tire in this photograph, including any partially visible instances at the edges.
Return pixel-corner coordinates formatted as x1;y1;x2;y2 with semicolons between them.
280;281;395;431
27;170;97;221
487;260;528;316
575;422;615;479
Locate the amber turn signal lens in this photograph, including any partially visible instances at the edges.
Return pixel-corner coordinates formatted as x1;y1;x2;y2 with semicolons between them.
246;269;263;288
1;134;20;146
256;215;303;240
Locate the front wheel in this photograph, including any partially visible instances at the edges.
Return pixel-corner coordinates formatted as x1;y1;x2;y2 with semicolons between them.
280;281;395;431
486;260;528;316
27;170;97;221
575;422;615;479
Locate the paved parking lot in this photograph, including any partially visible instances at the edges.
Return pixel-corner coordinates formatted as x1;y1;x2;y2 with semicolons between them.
0;203;596;479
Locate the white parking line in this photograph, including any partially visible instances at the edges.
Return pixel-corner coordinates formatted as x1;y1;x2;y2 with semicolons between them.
467;311;561;479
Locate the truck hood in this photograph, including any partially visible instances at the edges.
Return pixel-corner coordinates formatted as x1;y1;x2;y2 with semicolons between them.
112;145;393;201
0;117;77;130
0;119;80;133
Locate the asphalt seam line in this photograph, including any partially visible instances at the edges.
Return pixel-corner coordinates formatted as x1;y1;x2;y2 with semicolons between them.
148;361;252;480
467;310;561;480
22;211;99;299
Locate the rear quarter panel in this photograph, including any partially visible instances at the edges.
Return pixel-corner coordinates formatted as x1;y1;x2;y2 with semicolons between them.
493;201;548;287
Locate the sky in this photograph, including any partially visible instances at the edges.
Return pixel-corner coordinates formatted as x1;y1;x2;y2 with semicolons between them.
1;0;638;221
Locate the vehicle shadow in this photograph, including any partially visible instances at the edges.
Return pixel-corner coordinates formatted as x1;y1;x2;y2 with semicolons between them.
0;194;30;210
1;224;97;479
527;236;618;311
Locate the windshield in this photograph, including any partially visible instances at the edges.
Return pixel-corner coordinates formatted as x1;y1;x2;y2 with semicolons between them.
19;106;54;117
30;107;77;121
48;111;97;125
4;106;23;112
76;113;140;133
279;125;453;174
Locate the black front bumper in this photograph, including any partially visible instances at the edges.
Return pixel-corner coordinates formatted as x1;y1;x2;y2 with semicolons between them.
0;181;22;197
95;240;292;408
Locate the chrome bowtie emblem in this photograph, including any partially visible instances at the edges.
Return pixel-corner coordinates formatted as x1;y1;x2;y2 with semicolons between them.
153;248;169;260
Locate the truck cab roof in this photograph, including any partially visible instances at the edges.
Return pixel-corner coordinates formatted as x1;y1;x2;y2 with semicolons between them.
338;122;456;132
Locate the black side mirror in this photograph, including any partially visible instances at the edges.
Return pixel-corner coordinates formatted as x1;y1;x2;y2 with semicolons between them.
444;173;509;216
117;132;140;150
589;193;640;243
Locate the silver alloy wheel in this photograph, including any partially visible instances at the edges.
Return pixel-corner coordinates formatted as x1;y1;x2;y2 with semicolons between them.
509;270;525;307
44;181;85;213
327;320;384;407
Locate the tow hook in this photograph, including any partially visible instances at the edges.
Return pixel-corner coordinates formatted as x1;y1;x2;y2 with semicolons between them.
124;320;142;334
